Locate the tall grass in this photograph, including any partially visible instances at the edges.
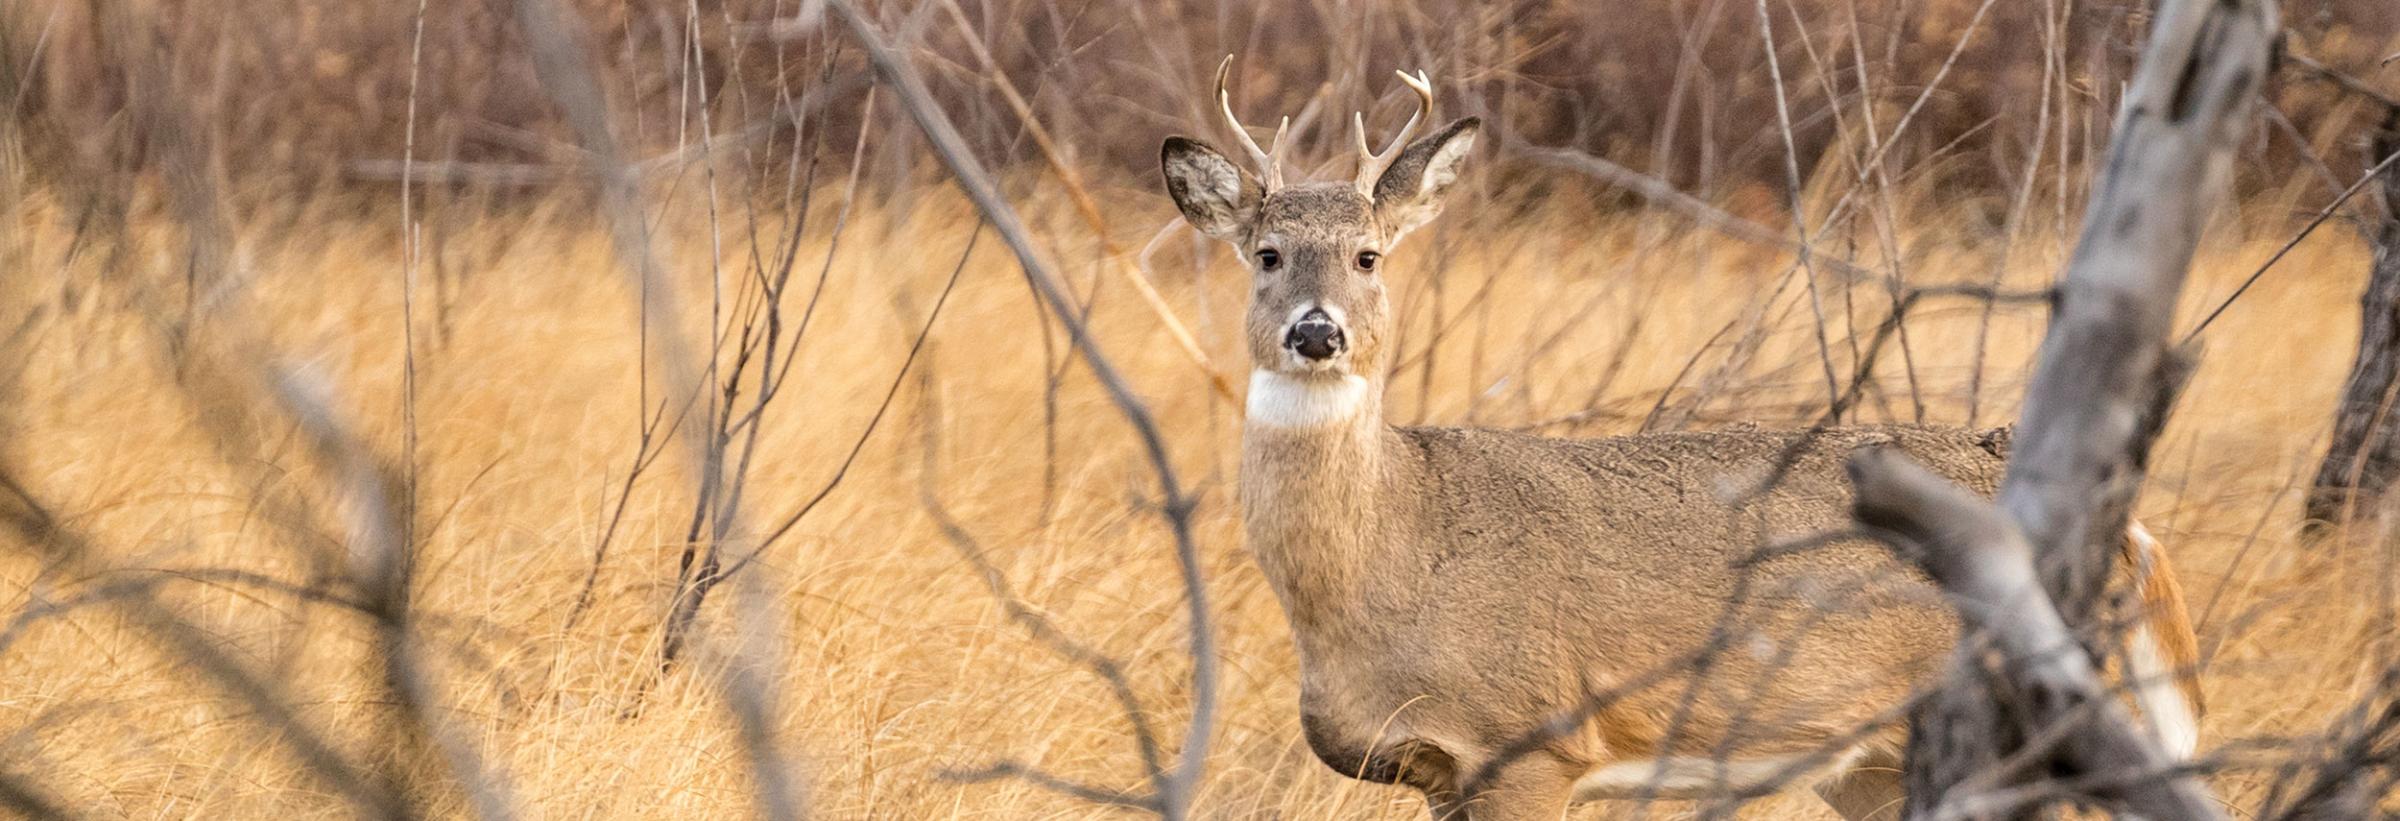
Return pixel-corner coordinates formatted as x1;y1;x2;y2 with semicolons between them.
0;0;2396;817
0;176;2388;815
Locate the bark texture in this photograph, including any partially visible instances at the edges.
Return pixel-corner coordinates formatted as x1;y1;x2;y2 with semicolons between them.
1842;0;2276;817
2309;111;2400;530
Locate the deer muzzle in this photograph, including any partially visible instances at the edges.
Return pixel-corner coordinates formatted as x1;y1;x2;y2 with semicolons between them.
1286;308;1346;362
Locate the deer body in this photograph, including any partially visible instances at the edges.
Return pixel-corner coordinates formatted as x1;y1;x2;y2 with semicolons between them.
1166;61;2200;819
1250;402;1982;815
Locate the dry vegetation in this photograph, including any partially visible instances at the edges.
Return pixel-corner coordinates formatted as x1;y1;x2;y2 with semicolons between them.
0;181;2384;818
0;0;2397;818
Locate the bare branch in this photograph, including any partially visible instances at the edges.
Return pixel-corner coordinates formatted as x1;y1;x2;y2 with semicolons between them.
921;500;1170;794
1847;449;2223;820
2185;144;2400;342
269;370;517;821
2001;0;2274;622
1841;0;2276;813
0;474;405;818
510;0;803;816
729;220;984;578
934;0;1236;404
0;768;74;821
2255;662;2400;818
938;761;1162;812
1518;145;1883;285
825;3;1217;816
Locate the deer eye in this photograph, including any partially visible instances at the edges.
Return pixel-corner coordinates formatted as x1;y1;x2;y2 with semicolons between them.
1355;251;1381;272
1256;248;1282;270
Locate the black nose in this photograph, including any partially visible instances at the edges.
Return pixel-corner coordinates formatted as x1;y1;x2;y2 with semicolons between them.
1285;309;1345;361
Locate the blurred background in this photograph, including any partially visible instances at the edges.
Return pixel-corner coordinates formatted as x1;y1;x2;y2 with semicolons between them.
0;0;2395;817
10;2;2398;201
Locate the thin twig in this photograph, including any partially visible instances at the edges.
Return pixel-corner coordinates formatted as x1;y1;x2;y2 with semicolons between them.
918;474;1169;795
932;0;1235;405
0;474;405;818
399;0;428;556
939;761;1162;812
270;371;517;820
827;4;1216;816
1753;0;1843;416
2184;147;2400;341
731;220;985;576
1518;145;1882;284
510;1;802;816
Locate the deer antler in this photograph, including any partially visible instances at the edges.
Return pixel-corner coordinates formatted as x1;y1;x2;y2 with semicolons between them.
1352;69;1433;195
1215;56;1290;192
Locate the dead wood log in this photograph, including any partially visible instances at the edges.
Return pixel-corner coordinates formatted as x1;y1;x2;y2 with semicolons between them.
1842;0;2275;816
1851;445;2217;820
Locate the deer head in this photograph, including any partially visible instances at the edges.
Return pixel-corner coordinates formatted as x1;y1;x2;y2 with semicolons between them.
1161;57;1479;399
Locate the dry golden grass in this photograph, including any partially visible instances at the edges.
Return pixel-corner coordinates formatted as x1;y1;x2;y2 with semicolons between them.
0;175;2387;819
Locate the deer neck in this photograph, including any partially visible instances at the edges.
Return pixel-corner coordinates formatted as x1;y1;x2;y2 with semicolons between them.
1240;369;1391;636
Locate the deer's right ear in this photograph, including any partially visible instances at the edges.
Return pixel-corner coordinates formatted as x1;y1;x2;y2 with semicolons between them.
1161;137;1262;243
1371;117;1479;245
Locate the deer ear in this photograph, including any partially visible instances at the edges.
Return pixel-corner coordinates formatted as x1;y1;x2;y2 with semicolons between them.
1161;137;1262;243
1371;117;1479;244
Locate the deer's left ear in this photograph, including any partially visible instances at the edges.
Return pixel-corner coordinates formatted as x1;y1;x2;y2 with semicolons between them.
1371;117;1479;245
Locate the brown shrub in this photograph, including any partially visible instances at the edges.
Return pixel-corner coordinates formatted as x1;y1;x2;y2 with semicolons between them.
4;0;2393;198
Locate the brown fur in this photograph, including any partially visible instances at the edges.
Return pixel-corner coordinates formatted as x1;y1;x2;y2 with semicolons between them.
2124;526;2208;716
1163;91;2202;819
1244;412;2200;819
1247;414;1978;818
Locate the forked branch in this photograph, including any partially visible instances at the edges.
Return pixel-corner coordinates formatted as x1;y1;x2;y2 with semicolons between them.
1849;447;2220;819
1842;0;2276;815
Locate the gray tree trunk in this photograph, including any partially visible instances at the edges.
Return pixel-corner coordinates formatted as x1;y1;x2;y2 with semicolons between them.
2308;111;2400;530
1842;0;2276;817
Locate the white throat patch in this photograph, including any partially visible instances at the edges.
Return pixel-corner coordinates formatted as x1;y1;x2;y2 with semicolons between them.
1246;371;1372;429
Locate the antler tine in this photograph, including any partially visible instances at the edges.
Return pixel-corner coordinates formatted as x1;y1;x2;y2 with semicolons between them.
1353;69;1434;194
1214;55;1287;190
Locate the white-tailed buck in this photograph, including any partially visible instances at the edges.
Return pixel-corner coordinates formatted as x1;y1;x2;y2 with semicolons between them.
1160;59;2204;820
